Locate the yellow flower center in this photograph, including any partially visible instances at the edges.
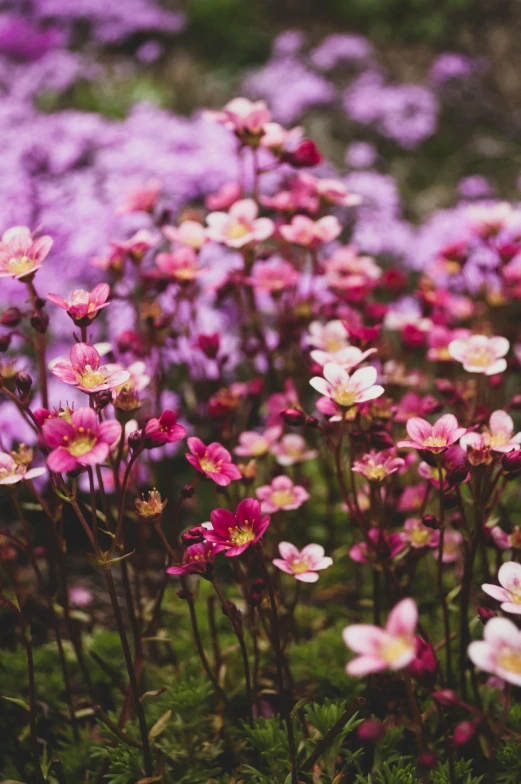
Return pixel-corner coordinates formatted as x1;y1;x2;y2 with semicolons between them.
333;389;357;408
175;266;197;280
409;528;430;546
250;438;269;456
324;336;345;353
227;221;250;240
498;648;521;675
291;557;310;574
77;365;106;389
200;452;222;473
271;489;294;507
8;255;34;276
69;436;96;457
381;636;412;665
422;435;448;448
228;521;255;546
466;348;493;367
365;464;388;482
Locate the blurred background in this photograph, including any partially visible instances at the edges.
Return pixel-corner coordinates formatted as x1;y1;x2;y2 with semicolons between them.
1;0;521;297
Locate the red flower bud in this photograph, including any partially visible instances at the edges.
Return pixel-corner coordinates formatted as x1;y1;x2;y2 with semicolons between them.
478;606;497;624
1;307;22;327
422;515;439;530
30;309;49;334
418;752;437;770
197;333;220;359
432;689;460;707
0;333;12;352
15;371;32;400
453;720;477;746
502;451;521;476
127;429;144;451
357;719;385;742
281;408;307;427
180;483;195;499
181;526;207;545
283;139;322;168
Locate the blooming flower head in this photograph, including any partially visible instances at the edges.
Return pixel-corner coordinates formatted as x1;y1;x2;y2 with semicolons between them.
234;426;282;458
163;220;207;250
111;230;159;262
166;541;216;576
51;343;130;394
468;616;521;686
47;283;110;325
310;344;377;370
442;527;464;563
186;437;242;486
307;320;351;354
0;450;45;485
279;214;341;248
310;363;384;410
482;562;521;615
206;97;272;139
0;225;53;280
42;408;121;472
256;475;310;513
460;410;521;455
270;434;317;466
117;177;160;214
205;498;270;557
144;411;186;449
349;528;405;564
403;518;440;549
467;202;521;238
206;199;274;248
322;246;381;300
247;259;299;293
352;450;405;483
343;598;418;675
273;542;332;582
448;335;509;375
155;246;204;282
397;414;466;454
135;489;168;520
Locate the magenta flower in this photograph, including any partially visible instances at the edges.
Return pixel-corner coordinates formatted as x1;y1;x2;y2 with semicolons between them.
352;450;405;483
205;498;270;557
468;616;521;687
143;411;187;449
256;475;310;513
402;518;440;549
343;598;418;675
482;562;521;615
460;410;521;454
234;426;282;457
186;437;242;486
51;343;130;394
117;177;161;214
310;363;384;410
156;247;204;282
273;542;332;582
349;528;405;564
206;199;274;249
42;408;122;473
279;214;341;248
166;541;216;577
397;414;466;454
0;452;45;485
47;283;110;324
0;225;53;280
247;259;299;293
442;528;464;564
206;97;272;137
448;334;509;375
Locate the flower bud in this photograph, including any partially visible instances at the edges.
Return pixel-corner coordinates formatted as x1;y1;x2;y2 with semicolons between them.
197;333;220;359
30;309;49;334
95;389;113;412
282;139;322;168
0;334;11;352
509;394;521;411
127;429;144;452
418;752;437;770
453;720;477;747
135;489;167;521
281;408;307;427
478;606;497;624
357;719;385;743
502;450;521;477
432;689;460;707
422;514;439;530
409;637;437;684
15;371;32;400
370;430;394;450
180;483;195;499
306;416;319;428
446;465;470;486
181;526;207;546
1;307;22;327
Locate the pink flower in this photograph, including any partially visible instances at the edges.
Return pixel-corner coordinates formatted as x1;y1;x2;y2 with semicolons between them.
260;122;304;151
307;320;350;353
205;182;242;211
0;452;45;485
166;541;216;576
47;283;110;324
144;411;186;449
314;177;362;207
205;498;270;556
163;220;207;250
461;410;521;454
0;225;53;280
234;426;282;457
117;177;160;214
206;97;272;137
397;414;466;454
310;363;384;409
256;475;310;513
310;345;377;370
156;246;204;282
468;616;521;686
322;246;381;300
467;202;521;238
42;408;122;472
111;229;159;260
270;434;317;466
448;335;510;375
343;598;418;675
51;343;130;394
206;199;274;248
279;214;341;248
442;528;463;563
247;259;299;293
352;451;405;483
349;528;405;564
482;562;521;615
402;518;440;549
186;437;242;486
273;542;332;582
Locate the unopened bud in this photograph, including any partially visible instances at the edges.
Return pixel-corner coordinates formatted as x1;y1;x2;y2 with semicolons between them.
1;307;22;327
30;309;49;334
127;429;144;452
281;408;307;427
15;371;32;400
282;139;322;168
453;720;477;746
509;394;521;411
181;526;207;546
0;334;11;352
95;389;113;412
422;515;439;530
197;333;220;359
478;606;497;624
418;752;437;770
357;719;385;742
180;483;195;499
432;689;460;707
502;450;521;477
306;416;319;429
369;430;394;450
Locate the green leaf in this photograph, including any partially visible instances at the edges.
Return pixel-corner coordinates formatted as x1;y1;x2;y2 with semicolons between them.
148;709;172;740
1;695;30;711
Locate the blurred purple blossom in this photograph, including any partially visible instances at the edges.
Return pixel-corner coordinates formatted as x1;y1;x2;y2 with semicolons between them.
310;33;373;71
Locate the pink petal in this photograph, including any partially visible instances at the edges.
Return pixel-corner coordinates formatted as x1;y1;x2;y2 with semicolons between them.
342;624;385;655
386;598;418;638
210;508;236;537
347;655;387;676
42;417;75;447
498;562;521;592
481;584;510;603
70;342;100;372
467;641;496;673
187;437;206;457
309;377;331;397
490;410;513;435
273;559;295;575
47;447;78;473
236;498;261;525
350;365;378;392
484;616;520;647
500;602;521;615
323;362;349;387
46;293;68;309
294;571;319;583
78;442;109;466
278;541;300;561
51;362;79;385
97;420;122;446
406;417;432;443
432;414;458;439
301;543;325;561
71;408;98;431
